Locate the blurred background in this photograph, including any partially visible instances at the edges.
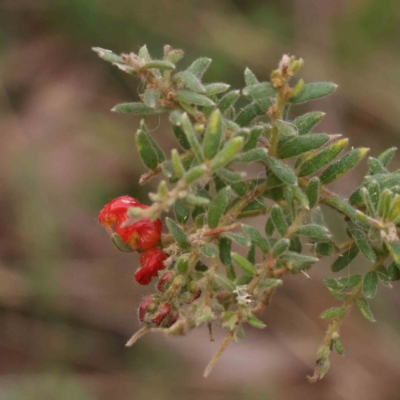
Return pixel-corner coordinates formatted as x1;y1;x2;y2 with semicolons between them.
1;0;400;399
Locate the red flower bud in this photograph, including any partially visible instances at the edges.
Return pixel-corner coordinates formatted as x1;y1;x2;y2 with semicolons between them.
99;196;163;251
140;248;167;277
116;215;162;251
98;196;144;232
157;271;174;292
134;249;167;285
134;267;154;285
151;302;172;325
165;310;179;328
138;295;156;322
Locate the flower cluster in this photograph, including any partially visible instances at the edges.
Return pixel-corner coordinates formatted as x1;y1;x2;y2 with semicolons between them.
99;196;179;326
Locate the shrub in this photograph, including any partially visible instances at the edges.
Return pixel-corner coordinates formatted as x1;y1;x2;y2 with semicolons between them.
94;45;400;382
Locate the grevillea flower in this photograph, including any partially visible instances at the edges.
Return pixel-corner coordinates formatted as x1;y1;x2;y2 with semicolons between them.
135;248;167;285
98;196;162;251
98;196;143;232
117;215;162;251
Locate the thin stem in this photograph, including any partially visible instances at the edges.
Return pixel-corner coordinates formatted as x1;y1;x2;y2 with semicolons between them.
203;331;233;377
125;326;150;347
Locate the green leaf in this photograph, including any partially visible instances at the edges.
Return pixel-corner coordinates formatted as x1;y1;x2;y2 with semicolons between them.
166;218;191;250
110;233;134;252
271;205;288;236
368;157;387;175
207;186;231;228
389;195;400;222
265;218;274;236
204;83;230;96
275;120;297;137
315;242;334;256
184;165;207;184
277;134;329;159
241;224;270;253
243;126;263;151
211;137;244;171
295;224;331;242
325;275;362;290
166;48;184;64
214;274;236;291
242;82;276;107
291;185;310;209
377;147;397;167
172;125;191;150
347;222;376;262
331;245;359;272
223;233;251;247
378;189;393;219
92;47;124;64
247;315;266;329
294;111;325;135
263;155;297;185
244;67;259;85
141;60;175;71
176;256;189;274
175;71;205;93
143;89;161;108
376;265;390;287
175;200;190;225
320;307;346;320
135;120;165;169
282;251;319;265
320;148;370;184
368;180;381;208
235;102;265;127
323;197;370;229
363;271;378;298
289;236;302;253
171;149;185;178
360;187;375;215
175;91;215;107
290;82;338;104
334;339;344;356
186;194;210;207
217;168;246;183
356;297;375;322
388;262;400;281
200;243;219;258
298;138;349;177
138;45;152;62
186;57;212;78
234;148;268;163
246;244;256;264
231;252;257;276
112;102;167;114
386;241;400;267
272;238;290;257
219;237;232;266
218;90;241;113
226;264;237;281
181;113;203;161
203;109;223;160
306;177;320;208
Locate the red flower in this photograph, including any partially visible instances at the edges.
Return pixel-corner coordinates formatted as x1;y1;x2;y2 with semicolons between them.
151;303;172;325
117;215;162;251
138;295;156;322
157;271;174;292
98;196;162;251
134;248;167;285
98;196;144;232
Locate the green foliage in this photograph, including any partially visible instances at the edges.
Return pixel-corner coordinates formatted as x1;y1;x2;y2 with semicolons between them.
94;45;400;382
